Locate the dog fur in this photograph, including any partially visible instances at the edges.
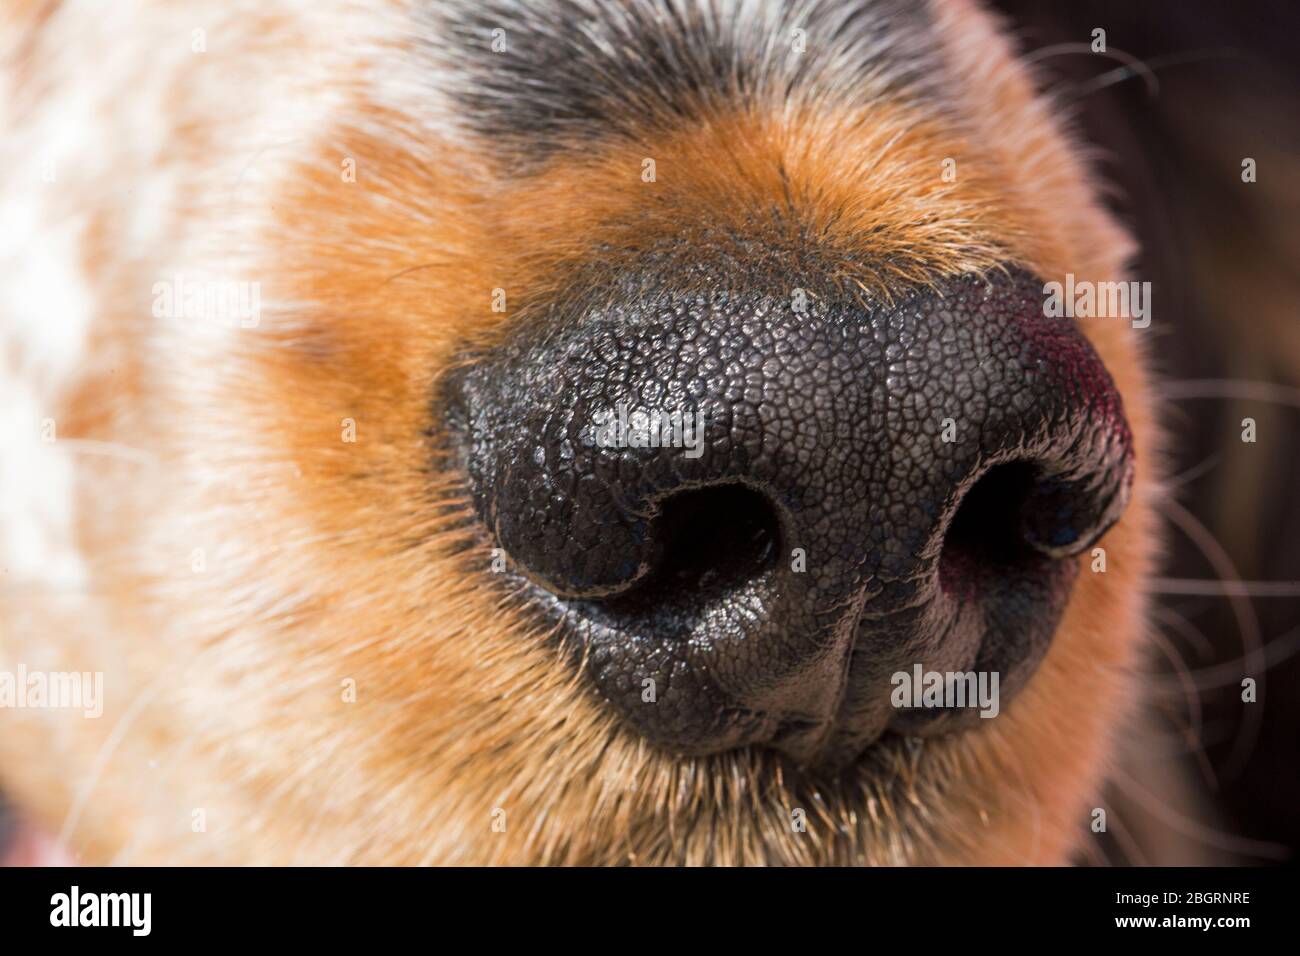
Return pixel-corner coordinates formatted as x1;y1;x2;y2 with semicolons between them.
0;0;1158;864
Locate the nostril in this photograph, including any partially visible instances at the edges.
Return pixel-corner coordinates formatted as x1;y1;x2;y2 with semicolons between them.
606;483;781;609
939;450;1127;597
939;462;1038;594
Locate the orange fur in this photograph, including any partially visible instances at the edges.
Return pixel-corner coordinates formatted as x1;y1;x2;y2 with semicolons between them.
0;0;1158;865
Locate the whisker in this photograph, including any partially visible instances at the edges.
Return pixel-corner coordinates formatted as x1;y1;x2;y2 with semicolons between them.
1110;769;1290;861
1020;42;1161;97
1153;698;1219;792
1165;452;1222;490
1147;629;1206;768
379;261;450;288
1069;48;1242;99
1151;579;1300;598
1130;722;1235;755
1159;500;1266;780
58;682;163;850
1152;604;1215;661
1074;834;1112;867
1099;799;1151;867
1151;625;1300;693
39;438;156;466
1159;378;1300;410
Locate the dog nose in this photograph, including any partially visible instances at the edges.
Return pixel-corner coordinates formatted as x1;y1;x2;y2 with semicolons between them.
447;269;1134;767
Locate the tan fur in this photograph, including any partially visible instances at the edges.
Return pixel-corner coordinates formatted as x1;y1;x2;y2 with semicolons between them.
0;0;1158;864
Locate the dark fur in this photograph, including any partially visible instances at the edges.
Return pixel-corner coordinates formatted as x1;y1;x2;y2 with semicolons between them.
424;0;947;165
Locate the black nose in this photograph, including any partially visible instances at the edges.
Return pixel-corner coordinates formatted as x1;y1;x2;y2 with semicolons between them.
446;269;1133;768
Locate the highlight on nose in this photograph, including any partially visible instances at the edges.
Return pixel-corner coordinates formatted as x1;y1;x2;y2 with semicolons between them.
446;269;1134;768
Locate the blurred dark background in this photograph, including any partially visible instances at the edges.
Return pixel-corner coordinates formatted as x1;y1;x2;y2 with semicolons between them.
991;0;1299;864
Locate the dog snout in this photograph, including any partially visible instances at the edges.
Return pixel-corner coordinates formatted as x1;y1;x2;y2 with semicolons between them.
448;269;1134;767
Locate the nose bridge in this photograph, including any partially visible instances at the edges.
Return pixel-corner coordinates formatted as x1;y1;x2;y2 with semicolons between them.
447;267;1134;765
714;273;1050;588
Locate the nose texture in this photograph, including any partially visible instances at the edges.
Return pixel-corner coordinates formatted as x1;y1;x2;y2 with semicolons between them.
447;269;1134;768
